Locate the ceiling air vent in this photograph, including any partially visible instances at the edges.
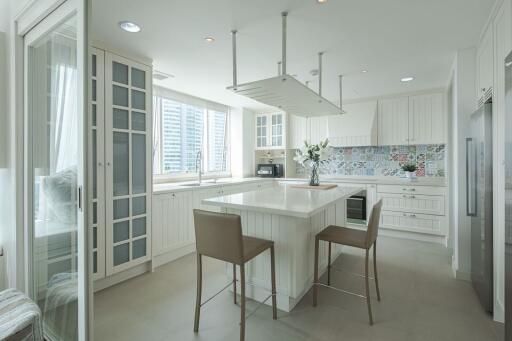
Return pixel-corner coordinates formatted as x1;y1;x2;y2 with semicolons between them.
153;71;174;81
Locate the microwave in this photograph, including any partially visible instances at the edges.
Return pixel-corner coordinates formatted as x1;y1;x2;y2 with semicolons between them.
256;164;284;178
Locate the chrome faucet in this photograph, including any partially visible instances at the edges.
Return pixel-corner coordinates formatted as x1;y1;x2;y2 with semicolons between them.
196;150;203;184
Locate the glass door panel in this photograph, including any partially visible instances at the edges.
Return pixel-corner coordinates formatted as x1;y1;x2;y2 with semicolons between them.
25;6;87;340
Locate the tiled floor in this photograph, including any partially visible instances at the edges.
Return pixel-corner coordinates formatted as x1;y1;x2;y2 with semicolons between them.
94;237;501;340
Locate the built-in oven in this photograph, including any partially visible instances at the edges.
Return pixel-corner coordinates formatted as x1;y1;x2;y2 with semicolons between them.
347;190;367;225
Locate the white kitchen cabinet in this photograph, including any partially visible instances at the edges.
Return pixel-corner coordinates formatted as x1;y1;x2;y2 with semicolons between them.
288;114;308;149
256;112;286;149
308;116;329;145
377;184;448;239
378;97;409;145
104;52;153;276
327;100;378;147
89;48;106;280
152;191;194;257
408;93;445;144
477;24;494;101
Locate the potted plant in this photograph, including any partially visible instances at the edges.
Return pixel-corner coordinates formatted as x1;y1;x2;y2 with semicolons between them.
293;139;332;186
401;163;417;179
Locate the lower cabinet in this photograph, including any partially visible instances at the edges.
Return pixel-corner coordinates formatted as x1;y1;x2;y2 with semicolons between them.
152;181;274;267
376;184;448;240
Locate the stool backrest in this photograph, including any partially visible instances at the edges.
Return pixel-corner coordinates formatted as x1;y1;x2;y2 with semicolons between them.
366;199;383;247
193;209;244;264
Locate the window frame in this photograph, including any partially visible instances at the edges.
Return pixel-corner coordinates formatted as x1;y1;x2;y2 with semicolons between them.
152;86;231;183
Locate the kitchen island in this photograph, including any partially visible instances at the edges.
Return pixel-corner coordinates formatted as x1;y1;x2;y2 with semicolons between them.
203;182;363;312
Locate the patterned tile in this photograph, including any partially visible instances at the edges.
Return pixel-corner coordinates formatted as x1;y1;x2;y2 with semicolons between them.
296;144;446;178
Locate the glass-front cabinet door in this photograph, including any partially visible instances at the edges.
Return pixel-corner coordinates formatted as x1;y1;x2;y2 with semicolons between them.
256;114;268;148
105;53;152;275
90;48;105;280
24;0;89;339
271;113;283;147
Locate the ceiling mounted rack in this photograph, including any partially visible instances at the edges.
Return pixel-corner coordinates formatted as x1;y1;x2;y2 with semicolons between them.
227;12;346;117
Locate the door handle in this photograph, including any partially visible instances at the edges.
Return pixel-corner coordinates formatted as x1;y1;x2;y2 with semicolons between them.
466;138;477;216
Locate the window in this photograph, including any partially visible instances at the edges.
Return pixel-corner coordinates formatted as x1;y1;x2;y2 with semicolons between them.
153;87;230;177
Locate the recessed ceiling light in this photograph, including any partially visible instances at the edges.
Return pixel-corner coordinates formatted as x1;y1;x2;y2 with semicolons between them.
119;21;141;33
204;37;215;43
317;0;328;3
401;76;414;82
361;70;368;73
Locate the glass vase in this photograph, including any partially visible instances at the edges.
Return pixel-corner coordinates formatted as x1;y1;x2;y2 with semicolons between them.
309;162;320;186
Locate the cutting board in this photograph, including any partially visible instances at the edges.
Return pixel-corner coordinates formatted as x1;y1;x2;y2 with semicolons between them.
290;183;338;190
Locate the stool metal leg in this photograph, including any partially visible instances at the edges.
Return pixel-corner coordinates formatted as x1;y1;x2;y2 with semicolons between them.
313;237;319;307
194;254;202;332
365;249;373;325
233;263;237;304
373;242;381;301
240;264;246;341
270;245;277;320
327;242;332;286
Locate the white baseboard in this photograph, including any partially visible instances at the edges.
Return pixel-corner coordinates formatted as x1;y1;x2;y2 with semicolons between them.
454;269;471;281
94;262;151;292
379;228;447;245
494;298;505;323
152;243;196;270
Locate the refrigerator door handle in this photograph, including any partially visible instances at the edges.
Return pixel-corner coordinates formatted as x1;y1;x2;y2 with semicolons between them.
466;137;477;216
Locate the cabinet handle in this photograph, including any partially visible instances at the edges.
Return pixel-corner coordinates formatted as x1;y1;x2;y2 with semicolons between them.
403;213;416;218
98;162;103;166
481;88;486;93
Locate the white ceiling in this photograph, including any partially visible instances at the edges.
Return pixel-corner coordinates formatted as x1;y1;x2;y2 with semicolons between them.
92;0;495;111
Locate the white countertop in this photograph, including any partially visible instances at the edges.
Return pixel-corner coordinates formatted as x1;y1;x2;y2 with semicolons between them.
202;183;363;218
153;177;270;194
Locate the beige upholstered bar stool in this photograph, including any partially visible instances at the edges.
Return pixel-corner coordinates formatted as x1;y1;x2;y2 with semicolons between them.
313;199;383;325
193;209;277;341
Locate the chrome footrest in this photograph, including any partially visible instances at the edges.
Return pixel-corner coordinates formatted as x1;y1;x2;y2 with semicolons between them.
314;282;366;299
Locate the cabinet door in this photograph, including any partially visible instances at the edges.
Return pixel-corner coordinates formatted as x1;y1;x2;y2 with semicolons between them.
288;114;307;149
271;113;285;148
377;193;445;216
408;93;445;144
378;97;409;145
152;191;194;256
477;26;494;99
90;48;106;280
308;116;329;145
256;114;268;148
105;53;153;275
380;211;446;236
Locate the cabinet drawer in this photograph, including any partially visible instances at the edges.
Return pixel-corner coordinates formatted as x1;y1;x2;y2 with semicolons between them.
380;211;446;236
377;184;445;196
377;193;445;216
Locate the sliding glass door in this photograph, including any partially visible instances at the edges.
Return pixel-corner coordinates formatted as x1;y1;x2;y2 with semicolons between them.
24;0;89;340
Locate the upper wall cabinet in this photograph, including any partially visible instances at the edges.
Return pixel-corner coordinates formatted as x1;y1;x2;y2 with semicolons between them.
328;100;378;147
378;97;409;146
288;114;308;149
477;24;494;102
256;112;286;149
408;93;445;145
308;116;329;145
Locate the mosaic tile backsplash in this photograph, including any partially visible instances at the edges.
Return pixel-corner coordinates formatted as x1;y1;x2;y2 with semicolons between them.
295;144;446;178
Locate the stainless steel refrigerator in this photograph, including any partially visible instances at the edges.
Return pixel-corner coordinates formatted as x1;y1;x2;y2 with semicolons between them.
504;51;512;340
466;102;493;313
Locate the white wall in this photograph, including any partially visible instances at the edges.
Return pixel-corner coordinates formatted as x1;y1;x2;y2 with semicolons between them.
450;47;477;280
230;108;255;177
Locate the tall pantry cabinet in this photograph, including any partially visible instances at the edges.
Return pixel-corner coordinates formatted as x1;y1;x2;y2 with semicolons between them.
89;46;153;281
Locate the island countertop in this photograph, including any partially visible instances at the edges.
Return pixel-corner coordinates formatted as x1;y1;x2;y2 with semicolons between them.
202;183;363;218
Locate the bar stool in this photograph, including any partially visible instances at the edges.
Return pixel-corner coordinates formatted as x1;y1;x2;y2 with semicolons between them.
313;199;383;325
193;209;277;341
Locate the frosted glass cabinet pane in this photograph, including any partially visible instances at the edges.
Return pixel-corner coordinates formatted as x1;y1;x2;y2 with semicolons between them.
113;61;128;84
113;132;129;196
92;130;97;198
113;108;129;129
132;238;146;259
113;85;128;107
113;221;129;243
132;90;145;110
132;217;146;237
113;243;129;266
92;54;97;77
131;68;145;89
132;112;145;131
132;134;146;194
113;198;129;219
132;196;146;215
92;79;97;101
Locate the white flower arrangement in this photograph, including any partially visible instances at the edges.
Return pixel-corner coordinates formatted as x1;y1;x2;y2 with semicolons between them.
293;139;332;168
